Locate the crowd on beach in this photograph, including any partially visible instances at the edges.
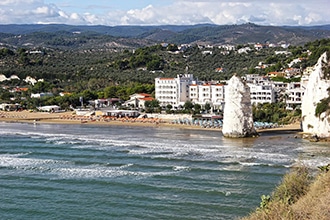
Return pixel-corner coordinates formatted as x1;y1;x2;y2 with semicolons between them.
59;114;163;124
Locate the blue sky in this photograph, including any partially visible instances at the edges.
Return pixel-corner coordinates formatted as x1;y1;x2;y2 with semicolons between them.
1;0;329;26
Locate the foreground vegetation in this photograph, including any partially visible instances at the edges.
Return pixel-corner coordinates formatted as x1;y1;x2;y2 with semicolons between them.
242;165;330;220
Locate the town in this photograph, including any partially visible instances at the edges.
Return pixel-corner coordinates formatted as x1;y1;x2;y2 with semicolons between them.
0;38;328;128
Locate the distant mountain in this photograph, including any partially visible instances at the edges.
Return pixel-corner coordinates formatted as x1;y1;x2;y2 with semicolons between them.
164;23;330;45
0;23;329;49
0;23;216;37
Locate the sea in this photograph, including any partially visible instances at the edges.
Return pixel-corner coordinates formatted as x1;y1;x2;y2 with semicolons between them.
0;122;329;220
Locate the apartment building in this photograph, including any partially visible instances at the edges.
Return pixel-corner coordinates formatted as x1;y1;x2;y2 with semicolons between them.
244;74;270;84
155;73;304;109
248;84;276;105
190;83;225;109
286;82;304;110
155;74;193;107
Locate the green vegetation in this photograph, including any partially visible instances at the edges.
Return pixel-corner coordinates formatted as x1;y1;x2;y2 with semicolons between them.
242;165;330;220
252;103;301;124
315;87;330;117
0;33;330;115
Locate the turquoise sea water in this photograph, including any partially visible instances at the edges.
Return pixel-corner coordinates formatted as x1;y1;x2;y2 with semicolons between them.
0;122;329;219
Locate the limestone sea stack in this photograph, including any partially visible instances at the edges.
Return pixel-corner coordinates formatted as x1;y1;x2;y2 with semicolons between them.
301;52;330;138
222;75;258;138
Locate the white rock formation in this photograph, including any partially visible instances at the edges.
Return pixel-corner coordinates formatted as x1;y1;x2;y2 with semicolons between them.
222;75;258;138
301;52;330;138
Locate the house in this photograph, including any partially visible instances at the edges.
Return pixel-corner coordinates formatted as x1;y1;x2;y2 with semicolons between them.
215;67;225;73
244;74;270;84
267;72;286;78
237;47;251;54
254;43;264;50
37;105;61;112
10;87;28;93
59;92;72;96
31;92;54;98
123;93;154;109
284;68;301;77
0;103;21;111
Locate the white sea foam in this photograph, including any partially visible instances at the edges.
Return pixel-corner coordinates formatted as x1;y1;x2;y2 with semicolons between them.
53;165;178;179
172;166;191;171
0;154;70;170
0;123;327;172
0;152;178;179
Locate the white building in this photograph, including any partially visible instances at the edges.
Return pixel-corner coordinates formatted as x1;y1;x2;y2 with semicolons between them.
244;74;270;84
248;84;275;105
155;73;304;109
30;92;54;98
123;93;154;109
189;83;225;109
286;82;304;110
210;84;225;108
37;105;61;112
155;74;194;107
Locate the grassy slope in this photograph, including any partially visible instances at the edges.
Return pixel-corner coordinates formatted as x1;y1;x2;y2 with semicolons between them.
241;166;330;220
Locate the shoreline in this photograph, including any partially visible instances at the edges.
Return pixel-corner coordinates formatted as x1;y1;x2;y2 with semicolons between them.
0;110;302;134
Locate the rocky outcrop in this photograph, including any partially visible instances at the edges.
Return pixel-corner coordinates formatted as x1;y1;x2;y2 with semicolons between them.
301;52;330;138
222;75;258;138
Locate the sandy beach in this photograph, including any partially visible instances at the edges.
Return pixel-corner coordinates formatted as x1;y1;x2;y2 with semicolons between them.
0;110;302;133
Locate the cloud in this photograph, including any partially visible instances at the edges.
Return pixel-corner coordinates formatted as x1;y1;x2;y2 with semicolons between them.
0;0;329;26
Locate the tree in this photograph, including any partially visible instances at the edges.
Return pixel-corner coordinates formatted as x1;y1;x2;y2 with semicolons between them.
145;100;160;113
193;103;202;114
30;81;53;94
80;90;98;102
0;88;12;102
165;104;173;114
146;58;162;71
167;44;178;52
183;100;194;113
204;102;211;113
104;86;118;98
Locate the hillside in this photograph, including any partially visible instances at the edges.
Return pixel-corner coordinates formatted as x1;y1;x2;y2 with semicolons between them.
0;23;329;49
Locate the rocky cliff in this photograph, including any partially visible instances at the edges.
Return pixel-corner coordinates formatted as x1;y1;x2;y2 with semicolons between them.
301;52;330;138
222;75;258;138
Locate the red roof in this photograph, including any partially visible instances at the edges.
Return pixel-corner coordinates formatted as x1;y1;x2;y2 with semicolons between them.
15;87;28;92
140;97;154;101
139;93;152;97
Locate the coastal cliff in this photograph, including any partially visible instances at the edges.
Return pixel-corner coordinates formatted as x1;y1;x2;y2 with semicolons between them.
222;75;258;138
301;52;330;138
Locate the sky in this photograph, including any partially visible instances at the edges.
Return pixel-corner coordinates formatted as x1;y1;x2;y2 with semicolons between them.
0;0;329;26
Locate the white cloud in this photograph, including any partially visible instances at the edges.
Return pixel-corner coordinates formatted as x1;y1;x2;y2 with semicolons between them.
0;0;329;26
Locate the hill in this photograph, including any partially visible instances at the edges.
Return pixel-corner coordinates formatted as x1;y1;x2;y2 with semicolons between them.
0;23;329;49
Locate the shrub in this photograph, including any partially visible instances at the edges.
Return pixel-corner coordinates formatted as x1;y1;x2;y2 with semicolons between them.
241;166;311;220
272;166;310;205
315;97;330;117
